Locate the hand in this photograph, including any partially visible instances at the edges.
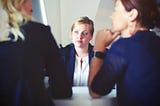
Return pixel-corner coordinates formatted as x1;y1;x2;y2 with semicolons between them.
94;29;120;51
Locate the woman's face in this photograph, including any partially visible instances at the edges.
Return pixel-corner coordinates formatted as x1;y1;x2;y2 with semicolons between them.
71;24;92;49
21;0;32;16
110;0;129;33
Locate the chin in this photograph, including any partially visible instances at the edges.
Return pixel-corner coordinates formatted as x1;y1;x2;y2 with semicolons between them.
75;44;83;48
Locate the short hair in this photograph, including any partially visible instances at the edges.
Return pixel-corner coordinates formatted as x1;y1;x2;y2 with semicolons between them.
71;16;94;36
120;0;159;29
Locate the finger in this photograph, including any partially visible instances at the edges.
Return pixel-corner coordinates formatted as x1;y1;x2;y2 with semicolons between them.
112;32;120;38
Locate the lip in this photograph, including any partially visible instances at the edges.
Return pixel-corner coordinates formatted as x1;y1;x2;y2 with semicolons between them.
76;40;82;43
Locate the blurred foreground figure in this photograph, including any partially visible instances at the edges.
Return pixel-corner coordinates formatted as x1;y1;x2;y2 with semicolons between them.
0;0;72;106
88;0;160;106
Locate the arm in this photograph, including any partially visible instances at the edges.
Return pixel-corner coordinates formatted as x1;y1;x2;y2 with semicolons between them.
45;26;72;99
88;29;119;98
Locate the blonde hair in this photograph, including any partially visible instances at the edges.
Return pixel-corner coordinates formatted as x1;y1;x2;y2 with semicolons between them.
71;16;94;36
0;0;33;42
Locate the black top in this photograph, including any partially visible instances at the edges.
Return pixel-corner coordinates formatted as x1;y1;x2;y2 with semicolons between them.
0;21;72;106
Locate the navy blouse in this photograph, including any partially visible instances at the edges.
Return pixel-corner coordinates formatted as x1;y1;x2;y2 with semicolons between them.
91;31;160;106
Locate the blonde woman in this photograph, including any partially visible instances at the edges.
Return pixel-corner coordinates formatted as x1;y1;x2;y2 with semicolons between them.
0;0;72;106
61;16;94;86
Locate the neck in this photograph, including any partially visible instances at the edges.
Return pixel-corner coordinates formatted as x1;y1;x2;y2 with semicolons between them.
75;46;89;57
121;26;148;38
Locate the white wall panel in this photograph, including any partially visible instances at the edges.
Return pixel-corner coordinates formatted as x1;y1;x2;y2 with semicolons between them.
34;0;114;46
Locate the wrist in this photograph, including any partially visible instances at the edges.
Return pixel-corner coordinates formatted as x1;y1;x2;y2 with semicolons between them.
92;51;105;59
93;44;106;52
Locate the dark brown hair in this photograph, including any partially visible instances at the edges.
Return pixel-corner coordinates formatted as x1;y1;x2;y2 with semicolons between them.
120;0;160;29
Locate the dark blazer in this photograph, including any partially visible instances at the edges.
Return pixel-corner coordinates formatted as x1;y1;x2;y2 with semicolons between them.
91;31;160;106
0;21;72;106
60;43;93;85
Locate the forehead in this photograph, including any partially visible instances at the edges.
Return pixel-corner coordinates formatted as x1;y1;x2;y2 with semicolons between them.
73;23;90;31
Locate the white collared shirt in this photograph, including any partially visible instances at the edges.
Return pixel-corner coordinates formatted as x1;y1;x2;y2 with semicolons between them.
73;55;89;86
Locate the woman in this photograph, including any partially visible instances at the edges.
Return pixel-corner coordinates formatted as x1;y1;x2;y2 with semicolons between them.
61;16;94;86
88;0;160;106
0;0;72;106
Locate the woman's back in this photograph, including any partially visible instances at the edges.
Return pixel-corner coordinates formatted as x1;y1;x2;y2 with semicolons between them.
0;21;72;106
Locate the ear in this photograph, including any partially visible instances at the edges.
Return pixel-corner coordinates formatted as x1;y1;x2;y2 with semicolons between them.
129;9;138;22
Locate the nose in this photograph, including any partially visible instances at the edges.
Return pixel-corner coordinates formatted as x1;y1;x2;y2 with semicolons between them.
77;33;83;39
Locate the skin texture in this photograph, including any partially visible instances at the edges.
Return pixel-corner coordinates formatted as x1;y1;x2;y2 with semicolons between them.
71;23;93;57
20;0;32;16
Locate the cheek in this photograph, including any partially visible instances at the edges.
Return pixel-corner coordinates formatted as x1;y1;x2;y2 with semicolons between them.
23;6;32;15
84;36;92;42
71;35;77;41
112;13;128;32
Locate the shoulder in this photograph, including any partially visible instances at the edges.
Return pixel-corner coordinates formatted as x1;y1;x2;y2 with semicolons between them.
60;43;75;56
22;21;53;37
21;21;55;44
61;43;74;51
22;21;51;32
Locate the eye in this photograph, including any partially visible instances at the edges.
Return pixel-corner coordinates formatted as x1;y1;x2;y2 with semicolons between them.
82;31;88;36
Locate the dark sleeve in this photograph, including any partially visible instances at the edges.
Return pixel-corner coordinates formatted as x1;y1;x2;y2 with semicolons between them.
44;26;72;98
91;41;127;95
